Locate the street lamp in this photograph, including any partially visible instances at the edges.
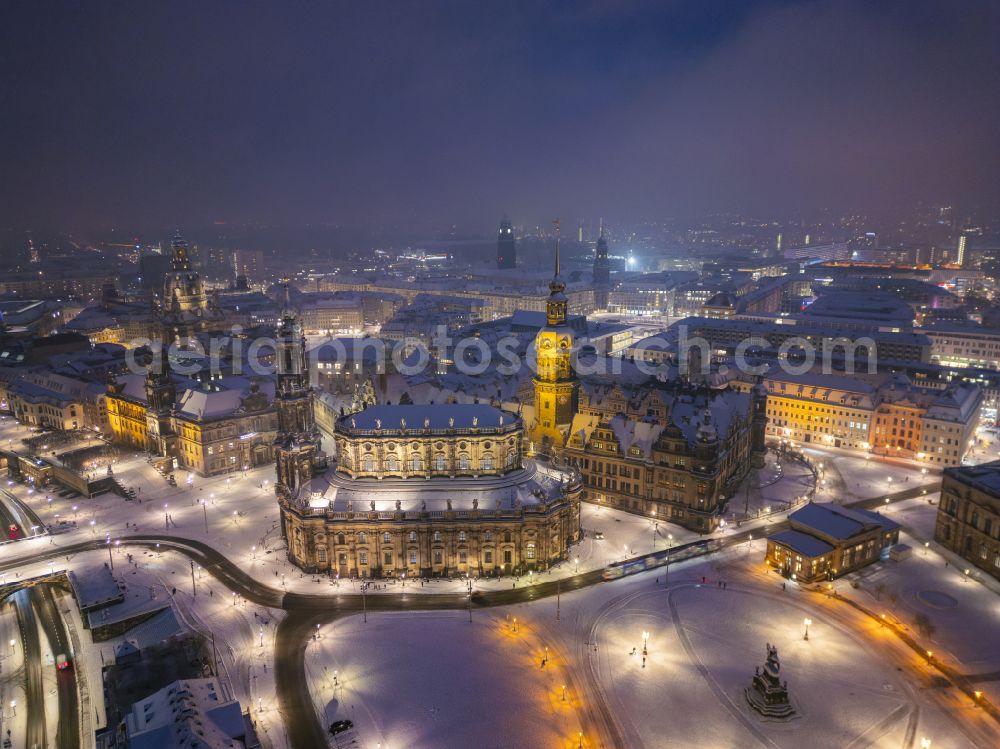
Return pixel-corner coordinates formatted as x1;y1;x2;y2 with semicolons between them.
9;699;15;716
920;739;931;749
642;630;649;656
574;557;579;573
803;617;812;640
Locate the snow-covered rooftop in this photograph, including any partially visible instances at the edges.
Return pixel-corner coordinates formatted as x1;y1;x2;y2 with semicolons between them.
339;403;517;432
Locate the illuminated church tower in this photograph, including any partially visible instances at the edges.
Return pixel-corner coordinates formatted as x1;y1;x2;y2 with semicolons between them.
273;280;323;499
593;220;611;310
532;220;579;449
497;215;516;269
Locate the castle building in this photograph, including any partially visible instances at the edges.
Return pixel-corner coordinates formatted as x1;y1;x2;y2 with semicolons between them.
105;361;278;477
562;383;766;532
531;221;580;450
497;216;516;269
278;403;582;576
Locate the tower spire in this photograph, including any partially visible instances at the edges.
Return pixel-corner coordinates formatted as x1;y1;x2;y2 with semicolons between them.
553;218;561;278
546;218;567;326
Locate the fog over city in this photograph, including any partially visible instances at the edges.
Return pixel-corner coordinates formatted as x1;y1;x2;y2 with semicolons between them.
1;4;1000;749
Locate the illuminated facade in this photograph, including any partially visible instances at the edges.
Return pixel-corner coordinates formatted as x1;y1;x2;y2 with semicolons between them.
563;383;766;532
105;360;278;477
531;223;580;449
934;462;1000;581
278;403;582;576
766;503;900;583
757;370;981;466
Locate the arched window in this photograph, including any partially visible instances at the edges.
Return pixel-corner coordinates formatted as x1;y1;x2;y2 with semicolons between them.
383;532;391;544
386;455;399;472
526;543;536;560
458;531;466;542
410;454;423;471
337;533;346;545
434;454;446;471
408;531;417;543
458;454;470;471
503;531;512;543
357;532;367;545
481;454;494;470
505;450;516;468
484;530;492;542
362;455;375;472
433;531;442;543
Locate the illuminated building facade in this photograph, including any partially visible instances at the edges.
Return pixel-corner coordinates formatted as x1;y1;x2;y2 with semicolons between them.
935;462;1000;581
278;403;582;576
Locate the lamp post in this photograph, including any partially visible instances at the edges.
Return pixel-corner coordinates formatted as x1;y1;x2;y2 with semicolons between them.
803;617;811;640
106;537;114;570
642;630;649;656
201;499;208;533
920;739;931;749
164;503;169;528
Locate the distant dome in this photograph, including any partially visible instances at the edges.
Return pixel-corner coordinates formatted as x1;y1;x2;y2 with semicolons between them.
705;292;737;308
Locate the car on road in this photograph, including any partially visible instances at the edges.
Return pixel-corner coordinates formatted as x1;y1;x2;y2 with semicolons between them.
56;653;71;670
329;720;353;735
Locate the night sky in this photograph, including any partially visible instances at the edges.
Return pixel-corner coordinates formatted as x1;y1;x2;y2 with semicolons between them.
2;0;998;231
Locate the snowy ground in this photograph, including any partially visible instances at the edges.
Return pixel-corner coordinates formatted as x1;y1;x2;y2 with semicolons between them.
305;611;582;749
303;544;997;749
0;602;26;744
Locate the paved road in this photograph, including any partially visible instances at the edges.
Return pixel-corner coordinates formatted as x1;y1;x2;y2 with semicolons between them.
11;589;45;749
0;485;934;749
0;488;44;540
33;585;80;749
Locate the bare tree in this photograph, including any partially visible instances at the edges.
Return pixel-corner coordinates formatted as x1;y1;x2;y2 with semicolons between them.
914;612;936;640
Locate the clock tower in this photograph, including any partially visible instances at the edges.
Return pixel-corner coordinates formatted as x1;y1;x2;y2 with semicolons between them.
532;219;579;450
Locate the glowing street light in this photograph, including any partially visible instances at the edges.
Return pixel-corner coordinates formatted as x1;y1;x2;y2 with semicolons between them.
920;739;931;749
803;618;812;640
642;630;649;656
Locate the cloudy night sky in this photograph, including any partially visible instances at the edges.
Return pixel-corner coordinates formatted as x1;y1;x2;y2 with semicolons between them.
2;0;998;231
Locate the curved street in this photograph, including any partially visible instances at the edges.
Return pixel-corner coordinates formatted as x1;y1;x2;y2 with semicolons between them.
0;482;957;748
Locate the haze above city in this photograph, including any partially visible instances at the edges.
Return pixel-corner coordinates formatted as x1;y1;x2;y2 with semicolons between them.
3;0;1000;235
3;4;1000;749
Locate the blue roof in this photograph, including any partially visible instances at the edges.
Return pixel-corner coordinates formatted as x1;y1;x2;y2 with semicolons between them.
789;502;899;540
770;529;835;558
